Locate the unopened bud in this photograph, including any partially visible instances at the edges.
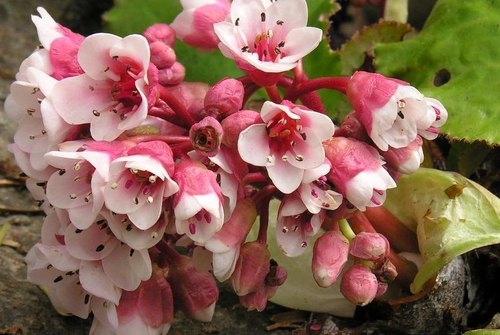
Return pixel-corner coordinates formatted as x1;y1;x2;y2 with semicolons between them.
144;23;176;46
168;254;219;322
221;110;261;148
350;232;390;261
231;241;270;296
204;78;244;119
158;62;185;86
340;264;378;306
189;116;223;157
381;136;424;175
265;260;287;287
374;258;398;283
312;231;350;288
149;41;176;69
334;112;369;141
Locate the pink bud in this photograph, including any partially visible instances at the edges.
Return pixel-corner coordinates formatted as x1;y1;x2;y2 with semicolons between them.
149;41;176;69
168;254;219;322
158;62;185;86
376;281;388;297
144;23;176;46
265;260;287;287
333;111;369;141
340;264;378;306
221;110;261;148
189;116;223;157
312;231;350;288
350;232;390;261
231;241;270;296
204;78;244;119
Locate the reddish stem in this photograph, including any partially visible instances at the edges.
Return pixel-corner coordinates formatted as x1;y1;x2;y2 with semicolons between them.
257;196;271;243
284;77;349;102
265;85;282;103
157;85;196;126
364;207;419;253
242;172;268;185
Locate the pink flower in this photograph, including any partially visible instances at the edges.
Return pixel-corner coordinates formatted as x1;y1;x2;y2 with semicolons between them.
213;0;322;85
298;161;343;214
91;272;174;335
173;159;225;244
31;7;84;79
381;136;424;175
44;147;115;230
238;101;334;194
50;33;152;141
171;0;231;51
204;199;257;281
104;141;179;230
276;194;324;257
6;67;74;178
324;137;396;211
347;71;448;151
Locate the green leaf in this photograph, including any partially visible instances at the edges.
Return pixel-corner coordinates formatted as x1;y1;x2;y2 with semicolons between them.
463;330;500;335
338;20;414;76
104;0;243;84
385;168;500;294
374;0;500;144
104;0;181;36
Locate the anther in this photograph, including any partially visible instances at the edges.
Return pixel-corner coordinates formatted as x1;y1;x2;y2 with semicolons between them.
397;111;405;119
69;193;77;199
92;110;100;117
110;182;118;190
261;12;266;22
235;18;240;26
147;196;154;203
276;20;284;25
27;108;35;115
96;244;105;252
295;154;304;161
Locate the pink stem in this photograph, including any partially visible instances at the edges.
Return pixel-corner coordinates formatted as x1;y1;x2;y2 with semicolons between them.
157;85;196;126
284;77;349;102
265;85;282;103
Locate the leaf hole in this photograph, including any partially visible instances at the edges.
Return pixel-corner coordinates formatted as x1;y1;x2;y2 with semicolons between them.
433;68;451;87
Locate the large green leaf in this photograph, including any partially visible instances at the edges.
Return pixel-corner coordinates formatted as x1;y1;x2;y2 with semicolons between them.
104;0;243;84
375;0;500;144
385;168;500;294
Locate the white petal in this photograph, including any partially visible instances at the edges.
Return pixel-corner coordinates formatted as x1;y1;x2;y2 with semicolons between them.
237;124;271;166
267;158;303;194
79;261;121;304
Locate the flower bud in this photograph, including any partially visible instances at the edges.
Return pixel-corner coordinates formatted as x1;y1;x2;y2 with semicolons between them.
204;78;244;119
265;260;287;287
231;241;270;296
334;111;369;141
189;116;223;157
144;23;176;46
168;254;219;322
340;264;378;306
149;41;176;69
221;110;261;148
312;231;350;288
349;232;390;262
158;62;185;86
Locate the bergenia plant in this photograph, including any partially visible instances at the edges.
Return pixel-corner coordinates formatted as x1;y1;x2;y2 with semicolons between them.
5;0;500;334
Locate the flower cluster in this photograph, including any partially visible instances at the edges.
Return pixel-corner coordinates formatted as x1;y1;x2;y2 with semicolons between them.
7;1;447;334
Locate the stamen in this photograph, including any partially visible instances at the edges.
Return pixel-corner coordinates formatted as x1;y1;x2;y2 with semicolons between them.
69;193;77;199
27;108;35;116
189;223;196;234
148;175;157;183
235;18;240;26
92;110;100;117
282;227;288;233
397;111;405;119
276;20;284;25
110;182;118;190
147;196;154;203
301;241;307;248
53;276;63;283
295;154;304;162
95;244;105;252
261;12;266;22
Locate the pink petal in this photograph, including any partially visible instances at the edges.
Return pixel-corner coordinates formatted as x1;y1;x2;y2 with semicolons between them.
79;260;121;304
102;244;152;291
267;159;303;194
237;124;271;166
77;33;122;81
64;222;119;261
280;27;322;64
